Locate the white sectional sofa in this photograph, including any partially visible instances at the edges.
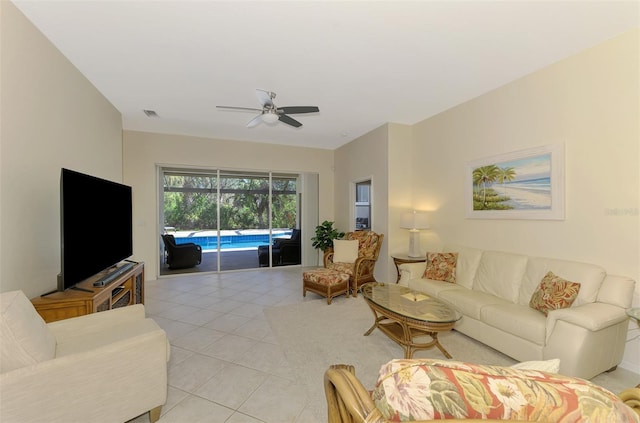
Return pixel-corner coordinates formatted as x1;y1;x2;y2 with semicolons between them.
398;245;636;380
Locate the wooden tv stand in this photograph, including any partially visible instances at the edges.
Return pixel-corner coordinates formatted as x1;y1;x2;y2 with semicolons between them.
31;262;144;323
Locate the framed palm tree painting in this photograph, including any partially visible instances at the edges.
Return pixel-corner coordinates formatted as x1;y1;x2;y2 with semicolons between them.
465;144;564;220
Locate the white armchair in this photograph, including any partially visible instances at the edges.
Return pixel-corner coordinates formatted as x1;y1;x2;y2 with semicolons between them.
1;290;169;423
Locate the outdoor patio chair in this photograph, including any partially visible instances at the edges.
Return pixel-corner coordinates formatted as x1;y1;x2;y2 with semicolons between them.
258;229;301;266
161;234;202;269
278;229;301;265
323;230;384;296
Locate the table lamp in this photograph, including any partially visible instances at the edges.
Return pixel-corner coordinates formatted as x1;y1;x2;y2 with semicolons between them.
400;211;430;258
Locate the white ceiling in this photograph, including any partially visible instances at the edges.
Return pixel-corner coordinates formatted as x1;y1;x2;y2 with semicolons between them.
12;1;639;150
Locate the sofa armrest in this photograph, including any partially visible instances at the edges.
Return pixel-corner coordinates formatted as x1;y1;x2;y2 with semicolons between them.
398;262;427;285
597;274;636;308
0;326;168;423
546;302;628;342
47;304;146;342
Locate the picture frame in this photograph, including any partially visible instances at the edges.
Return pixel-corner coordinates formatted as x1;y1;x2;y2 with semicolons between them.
465;144;565;220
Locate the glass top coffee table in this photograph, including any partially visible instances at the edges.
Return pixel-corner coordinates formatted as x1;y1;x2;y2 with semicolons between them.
361;282;461;359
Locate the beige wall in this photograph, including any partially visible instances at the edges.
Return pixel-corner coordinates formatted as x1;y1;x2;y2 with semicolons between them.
335;29;638;371
0;2;123;298
387;123;415;280
410;29;639;371
122;130;334;279
334;125;391;281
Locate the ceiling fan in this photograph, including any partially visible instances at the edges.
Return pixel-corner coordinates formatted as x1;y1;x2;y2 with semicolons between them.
216;89;319;128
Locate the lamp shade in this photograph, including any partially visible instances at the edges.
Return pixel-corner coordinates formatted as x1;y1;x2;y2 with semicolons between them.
400;212;430;230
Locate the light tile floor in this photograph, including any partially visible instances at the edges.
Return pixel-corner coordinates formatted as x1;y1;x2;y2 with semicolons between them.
130;266;318;423
130;266;639;423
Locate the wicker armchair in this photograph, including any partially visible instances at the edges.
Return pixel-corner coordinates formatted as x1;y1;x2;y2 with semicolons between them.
324;365;501;423
324;361;640;423
323;231;384;297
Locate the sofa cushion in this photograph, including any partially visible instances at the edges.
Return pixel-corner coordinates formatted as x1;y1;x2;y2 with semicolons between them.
422;252;457;283
398;262;428;285
407;278;463;298
472;251;528;303
529;271;580;316
55;318;164;357
442;244;483;289
371;358;638;422
480;303;546;345
0;290;56;373
438;289;510;320
520;257;605;307
332;239;359;263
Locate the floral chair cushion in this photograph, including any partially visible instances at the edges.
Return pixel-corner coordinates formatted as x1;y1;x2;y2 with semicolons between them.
529;271;581;316
345;231;382;258
371;358;638;422
303;268;350;286
328;261;355;275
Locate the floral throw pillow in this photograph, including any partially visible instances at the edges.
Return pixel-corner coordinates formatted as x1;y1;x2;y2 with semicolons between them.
529;271;580;316
422;252;458;283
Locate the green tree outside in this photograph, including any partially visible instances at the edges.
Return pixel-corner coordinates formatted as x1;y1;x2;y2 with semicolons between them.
163;173;297;231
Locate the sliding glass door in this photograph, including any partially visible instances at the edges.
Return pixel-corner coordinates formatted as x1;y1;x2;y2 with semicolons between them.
271;174;299;266
218;171;271;271
160;168;300;275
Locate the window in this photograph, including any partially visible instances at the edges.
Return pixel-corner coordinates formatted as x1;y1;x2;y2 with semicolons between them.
355;180;371;230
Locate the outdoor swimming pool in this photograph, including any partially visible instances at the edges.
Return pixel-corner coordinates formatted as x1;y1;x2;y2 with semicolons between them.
173;231;292;252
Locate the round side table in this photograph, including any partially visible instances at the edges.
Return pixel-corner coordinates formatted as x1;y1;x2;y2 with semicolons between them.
391;254;426;283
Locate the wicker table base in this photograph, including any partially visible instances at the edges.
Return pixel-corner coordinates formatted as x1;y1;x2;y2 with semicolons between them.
361;282;460;359
363;302;456;359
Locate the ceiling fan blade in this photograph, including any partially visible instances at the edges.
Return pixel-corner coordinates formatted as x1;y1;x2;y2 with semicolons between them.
277;106;319;114
217;106;262;112
247;114;263;128
278;114;302;128
256;89;274;108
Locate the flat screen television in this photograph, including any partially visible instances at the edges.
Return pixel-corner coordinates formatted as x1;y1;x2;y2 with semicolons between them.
59;168;133;291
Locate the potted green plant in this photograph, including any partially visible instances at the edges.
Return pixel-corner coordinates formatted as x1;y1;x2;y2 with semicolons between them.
311;220;345;252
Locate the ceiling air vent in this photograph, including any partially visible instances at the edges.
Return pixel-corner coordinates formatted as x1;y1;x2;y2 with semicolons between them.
143;109;159;118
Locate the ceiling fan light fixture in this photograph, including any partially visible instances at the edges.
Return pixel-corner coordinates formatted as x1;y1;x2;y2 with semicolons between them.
262;110;279;124
218;90;317;129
